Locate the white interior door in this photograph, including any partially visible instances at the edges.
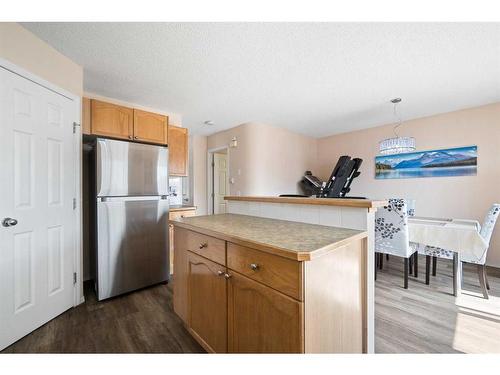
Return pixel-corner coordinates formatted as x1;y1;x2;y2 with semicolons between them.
213;153;229;214
0;66;77;350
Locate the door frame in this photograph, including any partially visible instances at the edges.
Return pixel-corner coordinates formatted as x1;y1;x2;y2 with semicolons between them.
0;58;83;307
207;146;230;215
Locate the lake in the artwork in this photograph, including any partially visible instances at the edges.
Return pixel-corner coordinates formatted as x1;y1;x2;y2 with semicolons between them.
375;146;477;180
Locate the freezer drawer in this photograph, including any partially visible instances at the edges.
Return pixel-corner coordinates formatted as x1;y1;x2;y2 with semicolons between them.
96;197;169;300
96;138;168;197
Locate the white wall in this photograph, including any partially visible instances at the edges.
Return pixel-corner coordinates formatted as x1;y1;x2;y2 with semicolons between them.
206;122;318;196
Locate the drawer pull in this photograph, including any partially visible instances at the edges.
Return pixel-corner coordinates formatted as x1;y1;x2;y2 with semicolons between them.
250;263;260;271
199;242;208;249
224;273;232;279
217;270;225;276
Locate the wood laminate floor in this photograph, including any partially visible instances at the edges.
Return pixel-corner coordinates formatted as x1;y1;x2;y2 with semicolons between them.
375;256;500;353
2;281;204;353
2;257;500;353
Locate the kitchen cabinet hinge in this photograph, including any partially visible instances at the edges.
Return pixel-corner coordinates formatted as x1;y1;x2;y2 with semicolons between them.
73;122;80;134
73;272;77;285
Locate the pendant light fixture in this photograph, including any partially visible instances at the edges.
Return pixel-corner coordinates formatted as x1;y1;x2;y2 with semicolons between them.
379;98;416;155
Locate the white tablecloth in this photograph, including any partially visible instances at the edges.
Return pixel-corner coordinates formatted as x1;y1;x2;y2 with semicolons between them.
408;217;487;263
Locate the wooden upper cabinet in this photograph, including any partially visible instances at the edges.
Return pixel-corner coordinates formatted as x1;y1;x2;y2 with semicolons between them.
168;125;189;176
90;99;133;140
227;272;303;353
133;109;168;144
187;252;227;353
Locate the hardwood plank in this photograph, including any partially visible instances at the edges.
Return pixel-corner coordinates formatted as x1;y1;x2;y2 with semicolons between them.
3;256;499;354
1;282;204;353
375;256;500;353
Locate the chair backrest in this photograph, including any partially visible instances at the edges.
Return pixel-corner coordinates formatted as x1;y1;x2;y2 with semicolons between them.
480;204;500;245
375;199;412;257
407;199;416;217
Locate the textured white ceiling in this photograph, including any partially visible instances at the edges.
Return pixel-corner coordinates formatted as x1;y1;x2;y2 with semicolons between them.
23;22;500;137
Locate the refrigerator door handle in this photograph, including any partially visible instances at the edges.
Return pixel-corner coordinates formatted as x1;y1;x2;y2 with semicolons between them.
97;196;166;202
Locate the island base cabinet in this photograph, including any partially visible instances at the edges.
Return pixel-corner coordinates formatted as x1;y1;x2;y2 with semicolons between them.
227;272;304;353
173;229;189;323
172;225;367;354
187;252;227;353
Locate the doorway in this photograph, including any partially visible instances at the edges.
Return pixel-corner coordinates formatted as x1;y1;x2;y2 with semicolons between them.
207;147;230;214
0;59;81;351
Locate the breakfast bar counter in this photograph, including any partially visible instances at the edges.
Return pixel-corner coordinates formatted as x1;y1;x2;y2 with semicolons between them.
171;213;368;353
224;195;386;210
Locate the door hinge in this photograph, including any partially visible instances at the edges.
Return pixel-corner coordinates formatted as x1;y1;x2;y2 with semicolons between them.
73;272;77;285
211;192;215;198
73;198;77;210
73;122;81;134
211;161;215;167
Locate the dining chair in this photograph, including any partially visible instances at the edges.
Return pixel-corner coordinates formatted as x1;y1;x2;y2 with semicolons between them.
420;204;500;299
375;198;419;288
461;204;500;299
418;245;456;288
380;199;418;276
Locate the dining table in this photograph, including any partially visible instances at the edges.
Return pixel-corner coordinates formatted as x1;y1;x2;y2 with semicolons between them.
407;216;487;296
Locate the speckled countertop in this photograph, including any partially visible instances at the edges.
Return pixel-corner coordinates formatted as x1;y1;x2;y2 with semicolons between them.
170;213;366;261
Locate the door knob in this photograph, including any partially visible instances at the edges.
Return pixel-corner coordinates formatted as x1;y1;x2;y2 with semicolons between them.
2;217;18;227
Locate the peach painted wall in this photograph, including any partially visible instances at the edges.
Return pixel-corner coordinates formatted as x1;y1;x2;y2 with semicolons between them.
207;122;318;196
0;23;83;95
190;135;208;215
317;102;500;267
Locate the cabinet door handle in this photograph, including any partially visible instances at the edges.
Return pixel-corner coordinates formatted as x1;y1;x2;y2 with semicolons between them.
224;273;232;279
128;135;133;140
217;270;225;276
199;242;208;249
134;136;138;140
250;263;259;271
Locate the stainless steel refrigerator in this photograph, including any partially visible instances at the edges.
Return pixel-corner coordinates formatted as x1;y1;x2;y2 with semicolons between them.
95;138;169;300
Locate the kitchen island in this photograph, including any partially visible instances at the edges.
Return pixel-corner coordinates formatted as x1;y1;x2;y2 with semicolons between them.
224;195;386;353
170;213;368;353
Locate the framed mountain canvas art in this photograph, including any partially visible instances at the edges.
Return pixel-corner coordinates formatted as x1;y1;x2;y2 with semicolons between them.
375;146;477;179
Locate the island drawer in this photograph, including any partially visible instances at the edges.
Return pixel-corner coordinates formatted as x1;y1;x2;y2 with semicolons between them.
169;209;196;221
227;243;303;301
183;229;226;265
